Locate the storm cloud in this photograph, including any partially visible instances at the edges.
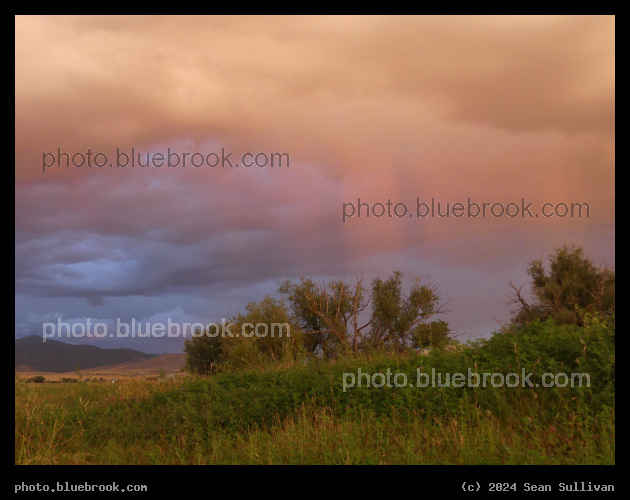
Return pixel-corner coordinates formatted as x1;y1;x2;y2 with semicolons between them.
15;15;615;352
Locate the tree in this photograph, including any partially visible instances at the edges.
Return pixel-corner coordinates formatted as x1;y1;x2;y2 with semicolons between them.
221;295;306;368
279;275;370;358
509;244;615;327
411;320;452;349
185;271;449;370
183;328;223;374
280;271;447;357
366;271;445;352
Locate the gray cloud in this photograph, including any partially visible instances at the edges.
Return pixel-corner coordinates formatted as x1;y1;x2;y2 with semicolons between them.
15;16;615;352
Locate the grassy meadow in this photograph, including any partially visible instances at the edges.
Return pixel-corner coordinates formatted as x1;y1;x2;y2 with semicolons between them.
15;316;614;465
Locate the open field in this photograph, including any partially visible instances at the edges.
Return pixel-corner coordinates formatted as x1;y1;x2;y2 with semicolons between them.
15;318;615;465
15;353;186;381
13;367;615;465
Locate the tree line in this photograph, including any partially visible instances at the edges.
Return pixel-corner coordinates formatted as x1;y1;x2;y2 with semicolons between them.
184;244;614;373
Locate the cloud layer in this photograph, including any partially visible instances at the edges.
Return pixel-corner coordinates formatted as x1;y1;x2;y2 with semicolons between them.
15;16;615;352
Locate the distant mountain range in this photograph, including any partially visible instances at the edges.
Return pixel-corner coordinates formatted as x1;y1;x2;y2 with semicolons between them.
15;335;157;373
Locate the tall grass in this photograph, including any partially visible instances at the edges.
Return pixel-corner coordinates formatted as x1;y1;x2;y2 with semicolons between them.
15;317;614;464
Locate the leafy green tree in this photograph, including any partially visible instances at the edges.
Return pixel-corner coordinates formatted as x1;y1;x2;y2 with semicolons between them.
183;328;223;374
281;271;446;356
411;320;452;349
279;275;369;358
366;271;444;352
509;244;615;327
222;295;306;369
186;271;448;369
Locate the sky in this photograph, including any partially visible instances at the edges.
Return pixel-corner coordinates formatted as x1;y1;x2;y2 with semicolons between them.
15;15;615;354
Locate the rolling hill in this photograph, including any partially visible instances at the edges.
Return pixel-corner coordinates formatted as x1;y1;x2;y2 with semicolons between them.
15;335;158;373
